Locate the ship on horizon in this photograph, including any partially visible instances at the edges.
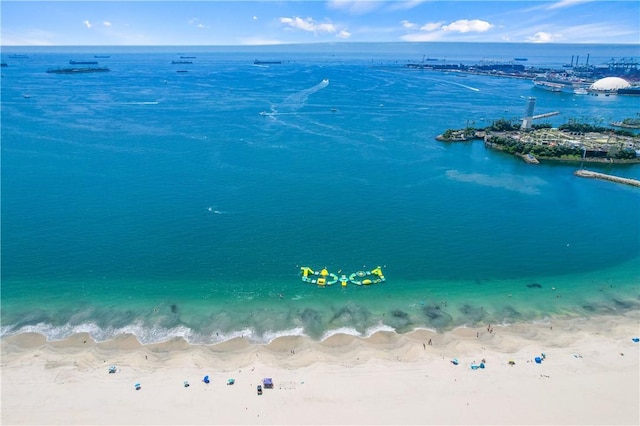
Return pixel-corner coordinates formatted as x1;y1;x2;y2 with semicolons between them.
254;60;282;65
46;67;110;74
69;60;99;65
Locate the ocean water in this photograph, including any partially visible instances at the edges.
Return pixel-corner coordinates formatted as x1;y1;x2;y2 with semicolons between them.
2;43;639;344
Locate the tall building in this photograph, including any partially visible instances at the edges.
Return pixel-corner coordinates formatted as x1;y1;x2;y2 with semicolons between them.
521;97;536;130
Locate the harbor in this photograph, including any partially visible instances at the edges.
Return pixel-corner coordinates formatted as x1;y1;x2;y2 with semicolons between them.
574;169;640;187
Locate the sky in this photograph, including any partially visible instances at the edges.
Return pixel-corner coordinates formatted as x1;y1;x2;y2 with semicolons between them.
1;1;639;46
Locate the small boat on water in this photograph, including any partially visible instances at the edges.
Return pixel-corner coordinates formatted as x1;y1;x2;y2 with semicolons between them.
69;60;99;65
523;153;540;164
172;60;192;64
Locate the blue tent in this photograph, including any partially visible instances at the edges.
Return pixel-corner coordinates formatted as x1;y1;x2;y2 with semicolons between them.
203;375;210;384
263;378;273;388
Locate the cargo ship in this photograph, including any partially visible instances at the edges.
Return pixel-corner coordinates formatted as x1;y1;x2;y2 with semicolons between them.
46;67;110;74
532;74;591;94
69;60;99;65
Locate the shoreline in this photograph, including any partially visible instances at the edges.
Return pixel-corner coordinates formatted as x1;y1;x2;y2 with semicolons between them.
2;312;639;425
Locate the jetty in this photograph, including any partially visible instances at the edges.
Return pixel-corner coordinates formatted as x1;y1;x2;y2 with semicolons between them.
574;169;640;187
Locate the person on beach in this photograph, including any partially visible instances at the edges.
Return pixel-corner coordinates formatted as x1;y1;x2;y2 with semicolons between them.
428;339;432;346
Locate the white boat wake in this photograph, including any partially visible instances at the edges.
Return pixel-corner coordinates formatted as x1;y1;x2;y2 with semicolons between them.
263;79;330;116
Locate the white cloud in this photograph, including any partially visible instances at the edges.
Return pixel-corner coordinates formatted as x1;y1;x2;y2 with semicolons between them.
547;0;593;10
253;16;258;20
401;32;444;42
83;20;92;29
103;21;111;27
279;17;337;34
337;29;351;39
403;19;493;41
527;31;557;43
420;22;444;31
401;20;416;29
441;19;493;33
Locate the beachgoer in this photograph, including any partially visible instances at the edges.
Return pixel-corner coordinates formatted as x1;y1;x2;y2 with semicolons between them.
428;338;432;346
423;343;426;349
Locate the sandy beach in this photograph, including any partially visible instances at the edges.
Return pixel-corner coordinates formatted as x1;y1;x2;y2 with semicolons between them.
2;312;639;426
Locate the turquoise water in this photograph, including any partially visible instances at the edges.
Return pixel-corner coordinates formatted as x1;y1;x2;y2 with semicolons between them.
2;43;639;343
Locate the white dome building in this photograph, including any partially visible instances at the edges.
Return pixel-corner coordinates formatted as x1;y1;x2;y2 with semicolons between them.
589;77;631;92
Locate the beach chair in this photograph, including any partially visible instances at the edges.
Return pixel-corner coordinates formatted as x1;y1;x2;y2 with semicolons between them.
184;380;190;388
227;378;235;385
135;383;141;390
108;366;117;374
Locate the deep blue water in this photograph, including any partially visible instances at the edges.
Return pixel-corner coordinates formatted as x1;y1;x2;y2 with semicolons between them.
1;43;639;343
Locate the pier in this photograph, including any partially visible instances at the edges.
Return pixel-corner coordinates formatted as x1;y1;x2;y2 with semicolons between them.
574;169;640;187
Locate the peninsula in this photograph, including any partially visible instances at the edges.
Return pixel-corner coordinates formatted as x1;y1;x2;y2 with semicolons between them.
437;119;640;164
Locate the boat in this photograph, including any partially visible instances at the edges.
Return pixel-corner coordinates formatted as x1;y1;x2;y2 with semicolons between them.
172;60;192;64
533;75;591;94
69;60;99;65
300;267;339;286
533;80;564;92
348;267;385;286
514;58;528;61
180;56;196;59
46;67;110;74
573;87;588;95
617;87;640;96
254;60;281;65
9;54;28;59
94;55;110;59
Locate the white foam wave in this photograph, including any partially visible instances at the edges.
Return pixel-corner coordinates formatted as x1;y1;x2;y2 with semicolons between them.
319;327;362;341
362;323;396;338
262;327;307;344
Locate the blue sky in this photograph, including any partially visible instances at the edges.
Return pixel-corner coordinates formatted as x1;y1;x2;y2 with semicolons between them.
2;1;639;46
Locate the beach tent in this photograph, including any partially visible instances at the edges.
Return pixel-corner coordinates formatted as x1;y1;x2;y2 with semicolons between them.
263;378;273;388
203;375;210;384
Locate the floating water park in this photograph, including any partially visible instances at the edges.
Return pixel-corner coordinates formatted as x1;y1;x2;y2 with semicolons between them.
300;266;385;287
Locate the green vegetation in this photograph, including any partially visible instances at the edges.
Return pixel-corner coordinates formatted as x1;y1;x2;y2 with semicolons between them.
614;149;638;160
486;136;583;158
559;119;639;138
487;118;520;132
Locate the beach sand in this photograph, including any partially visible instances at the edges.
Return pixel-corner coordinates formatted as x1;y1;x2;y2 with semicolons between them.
2;312;639;425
